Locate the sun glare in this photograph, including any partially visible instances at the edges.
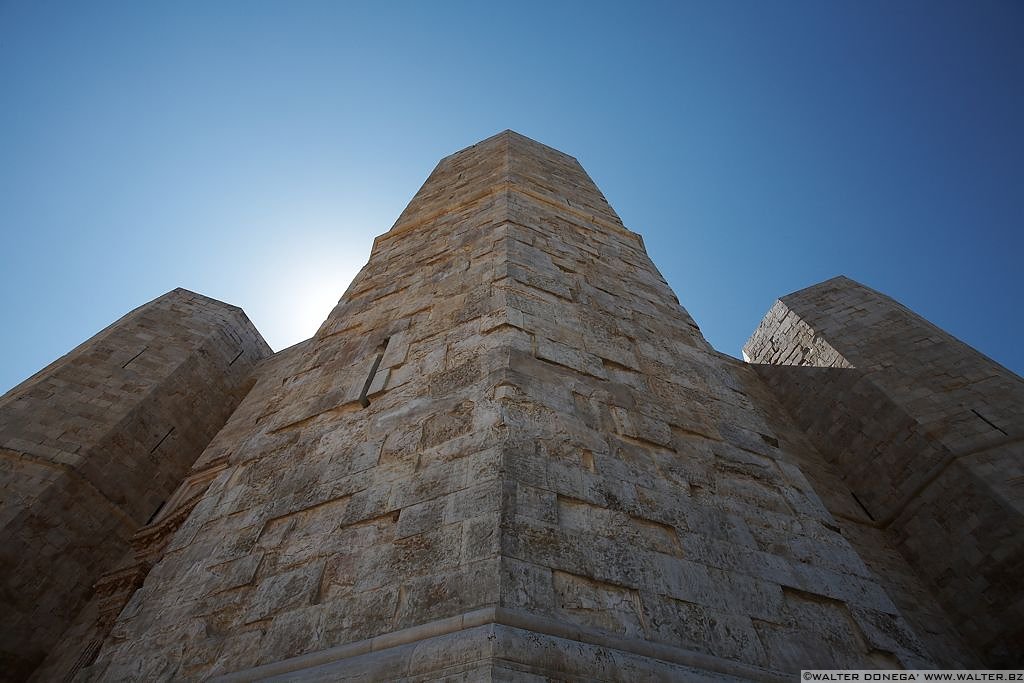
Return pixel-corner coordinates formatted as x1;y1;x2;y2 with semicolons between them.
264;257;362;352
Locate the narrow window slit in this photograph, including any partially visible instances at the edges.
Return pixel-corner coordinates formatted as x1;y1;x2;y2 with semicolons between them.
146;500;166;525
229;349;244;366
150;427;175;453
359;337;390;408
122;346;148;369
971;408;1008;436
851;492;875;522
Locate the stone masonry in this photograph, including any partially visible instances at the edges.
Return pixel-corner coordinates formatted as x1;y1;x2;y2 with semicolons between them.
1;131;1019;681
743;277;1024;665
0;289;270;680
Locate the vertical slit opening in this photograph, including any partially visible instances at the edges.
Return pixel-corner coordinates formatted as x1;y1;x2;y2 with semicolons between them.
150;427;175;453
146;500;166;525
122;346;148;369
359;337;390;408
851;492;875;522
971;408;1008;436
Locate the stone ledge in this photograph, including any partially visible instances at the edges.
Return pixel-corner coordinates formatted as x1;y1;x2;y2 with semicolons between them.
212;607;790;682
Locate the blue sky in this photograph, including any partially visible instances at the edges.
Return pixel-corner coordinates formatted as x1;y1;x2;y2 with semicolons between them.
1;1;1021;392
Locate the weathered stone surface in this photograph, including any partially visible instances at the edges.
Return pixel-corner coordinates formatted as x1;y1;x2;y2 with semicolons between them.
744;276;1024;666
5;132;1017;681
0;289;270;680
57;133;932;680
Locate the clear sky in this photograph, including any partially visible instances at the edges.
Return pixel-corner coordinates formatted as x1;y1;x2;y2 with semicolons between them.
1;1;1021;393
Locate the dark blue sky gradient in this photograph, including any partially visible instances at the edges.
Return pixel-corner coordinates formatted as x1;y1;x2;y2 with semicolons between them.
1;1;1021;392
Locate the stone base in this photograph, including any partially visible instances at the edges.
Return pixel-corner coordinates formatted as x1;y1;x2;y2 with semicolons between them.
212;608;788;682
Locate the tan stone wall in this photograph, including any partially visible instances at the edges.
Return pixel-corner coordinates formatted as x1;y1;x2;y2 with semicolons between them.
74;133;939;681
744;276;1024;665
0;289;270;680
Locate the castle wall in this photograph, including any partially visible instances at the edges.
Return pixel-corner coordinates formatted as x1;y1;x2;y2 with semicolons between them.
0;289;270;680
744;277;1024;665
77;133;939;681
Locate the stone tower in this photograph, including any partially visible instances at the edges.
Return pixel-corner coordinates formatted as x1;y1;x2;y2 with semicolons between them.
0;290;270;680
3;131;1020;681
743;277;1024;665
